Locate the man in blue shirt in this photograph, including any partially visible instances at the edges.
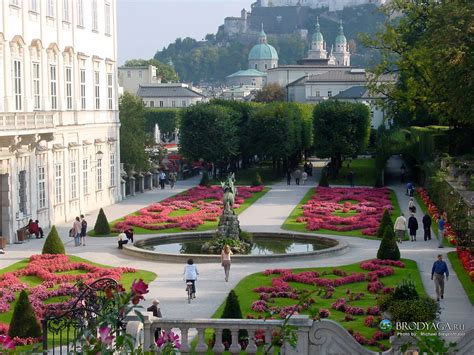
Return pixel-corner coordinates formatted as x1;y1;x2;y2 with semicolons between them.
431;254;449;301
438;214;446;248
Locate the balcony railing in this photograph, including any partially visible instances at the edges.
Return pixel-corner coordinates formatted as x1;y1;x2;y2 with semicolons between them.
0;113;54;131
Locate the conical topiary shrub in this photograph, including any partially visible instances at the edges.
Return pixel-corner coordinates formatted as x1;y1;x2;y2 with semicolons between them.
221;290;248;348
377;227;400;261
376;209;394;238
94;208;111;236
318;169;329;187
199;171;210;187
8;290;42;339
42;225;65;255
251;172;262;187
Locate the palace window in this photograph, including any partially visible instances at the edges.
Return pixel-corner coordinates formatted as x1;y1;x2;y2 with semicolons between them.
55;164;63;204
327;90;332;97
159;101;163;107
66;66;72;109
96;158;102;190
110;153;115;187
105;2;111;35
50;65;57;109
77;0;84;26
149;101;154;108
13;60;22;111
107;73;113;109
80;69;86;109
47;0;54;17
38;166;46;209
33;62;41;109
70;160;77;199
30;0;38;12
94;71;100;109
63;0;70;22
92;0;98;31
82;158;89;194
18;171;27;214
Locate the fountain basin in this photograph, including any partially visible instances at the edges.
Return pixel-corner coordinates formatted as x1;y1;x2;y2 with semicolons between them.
123;232;348;263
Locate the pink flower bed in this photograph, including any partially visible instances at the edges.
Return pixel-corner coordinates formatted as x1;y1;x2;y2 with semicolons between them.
296;187;392;236
113;185;265;232
0;254;137;345
249;259;403;350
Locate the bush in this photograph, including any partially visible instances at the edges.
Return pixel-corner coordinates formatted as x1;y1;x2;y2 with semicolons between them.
389;296;439;323
199;171;210;187
221;290;248;347
377;228;400;261
94;208;111;236
377;293;394;312
393;279;419;301
9;290;42;339
41;225;65;255
376;209;394;238
251;172;262;187
319;169;329;187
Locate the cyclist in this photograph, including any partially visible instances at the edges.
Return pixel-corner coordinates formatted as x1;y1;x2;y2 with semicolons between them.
184;258;199;299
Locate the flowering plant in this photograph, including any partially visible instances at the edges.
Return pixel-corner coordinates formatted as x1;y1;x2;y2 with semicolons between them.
155;330;181;354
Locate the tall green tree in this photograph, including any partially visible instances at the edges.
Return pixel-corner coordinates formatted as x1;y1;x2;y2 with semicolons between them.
362;0;474;153
124;58;179;82
179;104;240;169
312;101;370;176
119;92;150;172
253;84;286;103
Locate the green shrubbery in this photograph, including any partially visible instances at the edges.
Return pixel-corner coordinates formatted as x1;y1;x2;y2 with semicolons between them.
41;225;65;255
377;228;400;260
318;169;329;187
376;209;394;238
199;171;210;187
392;279;419;300
94;208;111;236
251;172;262;187
9;290;42;339
221;290;248;347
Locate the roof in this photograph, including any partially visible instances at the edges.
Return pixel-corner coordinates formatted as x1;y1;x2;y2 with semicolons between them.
226;69;267;78
118;66;149;70
248;43;279;61
267;65;353;71
137;84;204;98
333;86;385;99
307;70;368;82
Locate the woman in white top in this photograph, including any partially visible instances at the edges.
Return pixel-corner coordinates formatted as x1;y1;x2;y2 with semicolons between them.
184;259;199;298
408;198;416;214
220;245;233;282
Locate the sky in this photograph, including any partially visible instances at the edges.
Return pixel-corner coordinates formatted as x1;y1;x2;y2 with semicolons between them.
117;0;254;64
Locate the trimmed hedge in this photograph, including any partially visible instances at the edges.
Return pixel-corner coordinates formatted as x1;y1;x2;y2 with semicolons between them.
221;290;247;346
9;290;42;339
376;209;394;238
377;228;400;261
94;208;111;236
42;225;65;255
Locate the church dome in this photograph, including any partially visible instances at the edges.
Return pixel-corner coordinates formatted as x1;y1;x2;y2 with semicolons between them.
312;18;323;43
335;20;347;45
248;26;279;61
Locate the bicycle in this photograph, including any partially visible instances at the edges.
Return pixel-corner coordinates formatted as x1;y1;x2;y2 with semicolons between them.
186;281;194;304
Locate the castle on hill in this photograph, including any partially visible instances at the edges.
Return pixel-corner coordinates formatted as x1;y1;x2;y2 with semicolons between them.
256;0;387;12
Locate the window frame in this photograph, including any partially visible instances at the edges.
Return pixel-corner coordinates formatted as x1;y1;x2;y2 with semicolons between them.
32;62;41;110
94;71;100;109
13;59;22;111
65;66;73;110
38;165;46;209
80;69;86;109
50;64;58;110
55;163;63;204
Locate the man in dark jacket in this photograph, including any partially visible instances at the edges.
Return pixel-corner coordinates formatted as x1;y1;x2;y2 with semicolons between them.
422;213;432;241
408;213;418;242
147;299;162;340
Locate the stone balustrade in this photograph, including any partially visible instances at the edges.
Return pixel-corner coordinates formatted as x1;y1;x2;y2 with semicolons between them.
127;313;474;355
0;112;54;132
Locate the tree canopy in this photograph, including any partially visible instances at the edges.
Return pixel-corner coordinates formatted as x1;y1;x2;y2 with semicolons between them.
313;101;370;175
253;84;286;103
124;58;179;83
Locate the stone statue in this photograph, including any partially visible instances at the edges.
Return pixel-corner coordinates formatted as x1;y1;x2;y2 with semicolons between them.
221;173;237;214
154;123;161;144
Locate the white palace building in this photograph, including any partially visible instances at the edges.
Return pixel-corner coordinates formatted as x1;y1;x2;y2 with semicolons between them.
0;0;121;244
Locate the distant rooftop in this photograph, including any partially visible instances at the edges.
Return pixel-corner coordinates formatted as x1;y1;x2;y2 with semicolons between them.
137;84;204;98
226;69;267;78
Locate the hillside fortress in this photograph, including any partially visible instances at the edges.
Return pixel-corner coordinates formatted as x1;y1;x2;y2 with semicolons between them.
257;0;387;12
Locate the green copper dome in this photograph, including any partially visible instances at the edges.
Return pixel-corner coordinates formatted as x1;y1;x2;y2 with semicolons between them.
312;18;323;43
248;43;279;60
335;20;347;45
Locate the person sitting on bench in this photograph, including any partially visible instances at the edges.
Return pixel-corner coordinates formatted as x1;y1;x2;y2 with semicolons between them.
27;219;44;239
118;232;128;249
125;228;134;243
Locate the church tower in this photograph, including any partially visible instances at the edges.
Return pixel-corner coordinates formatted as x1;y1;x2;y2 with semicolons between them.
307;17;328;60
248;25;279;72
333;20;351;66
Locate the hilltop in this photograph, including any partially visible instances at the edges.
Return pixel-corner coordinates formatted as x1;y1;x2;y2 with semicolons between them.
154;4;386;84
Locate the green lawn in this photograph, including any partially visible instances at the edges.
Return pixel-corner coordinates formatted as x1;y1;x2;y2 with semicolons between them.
329;158;377;186
447;251;474;305
282;188;404;240
212;259;424;352
90;187;270;237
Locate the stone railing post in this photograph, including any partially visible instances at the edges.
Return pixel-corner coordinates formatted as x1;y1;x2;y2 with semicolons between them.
213;328;225;354
141;313;152;351
229;327;241;353
246;329;258;354
195;327;208;353
180;327;190;353
284;315;312;355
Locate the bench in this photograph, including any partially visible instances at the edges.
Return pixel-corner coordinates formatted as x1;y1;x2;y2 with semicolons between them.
16;226;33;243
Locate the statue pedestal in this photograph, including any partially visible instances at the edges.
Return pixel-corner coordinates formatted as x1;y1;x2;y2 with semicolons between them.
217;211;240;240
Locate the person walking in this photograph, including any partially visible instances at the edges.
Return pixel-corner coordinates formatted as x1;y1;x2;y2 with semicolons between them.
348;171;355;187
286;169;291;185
72;217;82;247
80;214;87;246
184;259;199;299
406;182;415;196
408;198;416;214
294;169;302;185
431;254;449;301
422;213;432;241
302;171;308;185
220;245;233;282
169;172;177;189
308;162;313;177
408;213;419;242
394;213;407;243
400;164;406;183
159;171;166;190
147;299;162;341
438;213;446;248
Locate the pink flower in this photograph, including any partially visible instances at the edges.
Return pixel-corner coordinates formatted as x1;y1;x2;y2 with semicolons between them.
131;279;149;296
99;326;114;345
0;335;16;349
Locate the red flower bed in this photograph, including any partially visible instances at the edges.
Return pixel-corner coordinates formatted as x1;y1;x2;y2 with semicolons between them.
0;254;137;346
250;259;402;349
296;187;392;236
457;248;474;282
113;185;264;232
